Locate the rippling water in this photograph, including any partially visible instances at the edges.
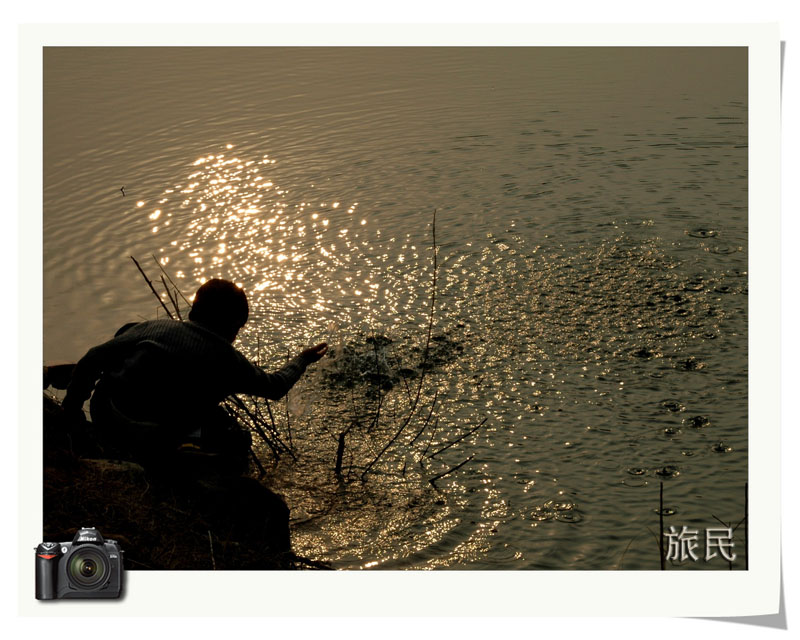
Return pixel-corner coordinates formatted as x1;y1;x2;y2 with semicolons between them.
44;47;748;569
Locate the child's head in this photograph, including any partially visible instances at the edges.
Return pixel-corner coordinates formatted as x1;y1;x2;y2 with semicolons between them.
189;278;249;342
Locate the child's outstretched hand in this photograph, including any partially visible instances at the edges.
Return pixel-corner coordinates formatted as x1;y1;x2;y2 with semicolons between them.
300;343;328;363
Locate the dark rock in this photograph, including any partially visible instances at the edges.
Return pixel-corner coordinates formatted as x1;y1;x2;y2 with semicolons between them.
43;395;302;570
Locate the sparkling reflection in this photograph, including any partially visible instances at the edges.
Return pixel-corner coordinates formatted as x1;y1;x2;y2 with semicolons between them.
138;142;747;570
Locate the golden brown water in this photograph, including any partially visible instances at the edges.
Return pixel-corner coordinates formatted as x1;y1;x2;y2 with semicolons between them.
44;47;748;569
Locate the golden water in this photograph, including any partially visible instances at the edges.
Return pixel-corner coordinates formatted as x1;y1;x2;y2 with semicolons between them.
44;47;748;569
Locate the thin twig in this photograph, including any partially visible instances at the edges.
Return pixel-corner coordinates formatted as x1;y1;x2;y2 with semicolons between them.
659;482;665;570
241;395;282;442
645;526;670;567
368;337;384;433
387;347;414;402
711;514;730;529
408;391;438;447
250;447;267;478
398;370;414;402
421;417;440;460
428;454;474;486
124;557;155;570
361;209;438;479
131;255;174;319
225;399;283;459
285;349;293;449
235;395;294;458
745;482;749;570
151;254;192;307
335;431;346;477
264;399;281;441
161;275;182;320
426;417;488;459
617;534;639;570
207;530;216;570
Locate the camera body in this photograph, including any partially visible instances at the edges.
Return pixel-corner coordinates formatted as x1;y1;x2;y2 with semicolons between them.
35;528;124;600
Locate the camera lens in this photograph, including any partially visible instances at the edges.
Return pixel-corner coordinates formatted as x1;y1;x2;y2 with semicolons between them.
67;547;109;589
79;559;97;577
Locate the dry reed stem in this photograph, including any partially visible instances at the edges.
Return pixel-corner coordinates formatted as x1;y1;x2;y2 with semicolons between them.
161;275;182;320
207;530;216;570
131;255;174;319
285;349;293;448
361;209;438;479
151;254;193;307
659;482;665;570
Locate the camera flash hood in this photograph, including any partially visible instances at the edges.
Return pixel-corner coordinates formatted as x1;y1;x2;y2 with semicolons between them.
72;528;105;545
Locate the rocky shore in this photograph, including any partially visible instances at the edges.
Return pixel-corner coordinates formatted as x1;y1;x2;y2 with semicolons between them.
43;372;325;570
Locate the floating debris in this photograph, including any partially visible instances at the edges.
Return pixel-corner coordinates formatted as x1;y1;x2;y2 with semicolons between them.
676;357;705;371
632;347;661;359
684;415;710;429
660;399;686;413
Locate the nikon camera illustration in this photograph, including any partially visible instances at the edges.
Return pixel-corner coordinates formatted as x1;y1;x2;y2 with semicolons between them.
35;528;124;599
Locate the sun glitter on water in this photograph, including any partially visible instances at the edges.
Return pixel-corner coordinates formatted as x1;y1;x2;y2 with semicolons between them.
139;144;433;356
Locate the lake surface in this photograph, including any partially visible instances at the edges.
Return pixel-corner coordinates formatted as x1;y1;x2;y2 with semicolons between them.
44;47;748;569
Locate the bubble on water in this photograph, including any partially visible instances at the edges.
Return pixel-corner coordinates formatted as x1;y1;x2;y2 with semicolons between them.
626;467;646;476
621;477;648;487
528;499;582;523
555;510;584;523
709;244;739;255
712;442;733;453
687;228;718;238
655;465;680;478
529;507;555;521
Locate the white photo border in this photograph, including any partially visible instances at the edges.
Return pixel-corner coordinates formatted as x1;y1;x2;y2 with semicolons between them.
18;23;781;617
